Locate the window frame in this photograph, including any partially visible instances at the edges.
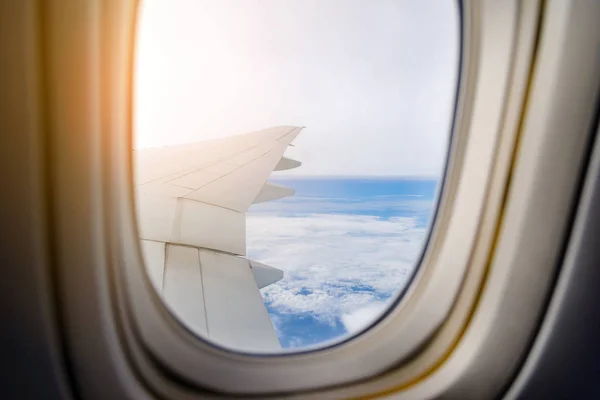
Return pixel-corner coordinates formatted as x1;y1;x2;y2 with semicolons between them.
118;0;528;394
42;0;600;398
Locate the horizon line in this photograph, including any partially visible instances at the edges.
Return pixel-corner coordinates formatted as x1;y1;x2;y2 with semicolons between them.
271;174;439;180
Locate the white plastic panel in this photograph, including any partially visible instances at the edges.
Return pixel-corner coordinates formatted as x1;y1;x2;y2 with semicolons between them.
140;240;165;292
163;245;208;336
199;250;281;352
174;198;246;255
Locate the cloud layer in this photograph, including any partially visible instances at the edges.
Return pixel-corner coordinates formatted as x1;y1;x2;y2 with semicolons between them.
247;212;427;347
341;302;389;334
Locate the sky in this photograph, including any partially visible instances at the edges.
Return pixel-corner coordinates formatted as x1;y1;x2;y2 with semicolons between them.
134;0;459;176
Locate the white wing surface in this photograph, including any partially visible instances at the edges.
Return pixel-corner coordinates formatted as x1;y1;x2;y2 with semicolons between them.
135;126;303;351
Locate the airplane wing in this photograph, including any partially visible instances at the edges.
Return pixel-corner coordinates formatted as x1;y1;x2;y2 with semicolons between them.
135;126;303;351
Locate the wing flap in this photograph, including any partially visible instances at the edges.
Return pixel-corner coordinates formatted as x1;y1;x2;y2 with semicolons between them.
142;242;281;350
199;249;281;351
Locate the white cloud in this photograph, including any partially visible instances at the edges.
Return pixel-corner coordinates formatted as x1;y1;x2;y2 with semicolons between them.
341;302;388;334
247;213;427;326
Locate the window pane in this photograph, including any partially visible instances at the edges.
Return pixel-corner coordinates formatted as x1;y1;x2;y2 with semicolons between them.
134;0;459;352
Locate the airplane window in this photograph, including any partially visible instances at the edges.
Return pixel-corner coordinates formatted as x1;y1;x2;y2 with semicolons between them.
133;0;459;352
